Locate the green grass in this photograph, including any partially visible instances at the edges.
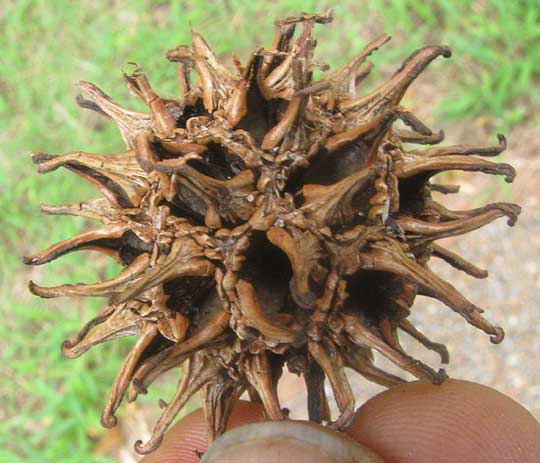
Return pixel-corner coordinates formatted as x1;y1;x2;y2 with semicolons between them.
1;1;538;461
370;0;540;131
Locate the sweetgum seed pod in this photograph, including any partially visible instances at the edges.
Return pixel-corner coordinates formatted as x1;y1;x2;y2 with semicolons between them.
24;8;520;455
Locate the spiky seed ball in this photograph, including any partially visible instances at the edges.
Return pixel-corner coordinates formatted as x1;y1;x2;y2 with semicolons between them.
25;9;520;455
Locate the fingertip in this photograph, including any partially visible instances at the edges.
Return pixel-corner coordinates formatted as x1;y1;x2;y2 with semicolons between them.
346;379;540;463
201;421;383;463
140;400;266;463
226;400;267;429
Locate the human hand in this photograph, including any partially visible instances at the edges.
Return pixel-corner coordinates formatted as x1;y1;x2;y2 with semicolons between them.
139;379;540;463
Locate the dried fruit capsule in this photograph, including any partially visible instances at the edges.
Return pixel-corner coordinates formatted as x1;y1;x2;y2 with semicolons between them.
25;9;520;455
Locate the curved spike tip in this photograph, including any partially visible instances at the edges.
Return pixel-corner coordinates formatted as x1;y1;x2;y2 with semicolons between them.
490;327;505;344
61;340;82;359
100;413;118;429
497;133;507;150
440;45;452;58
28;280;49;298
30;152;55;165
434;368;448;385
500;163;516;183
134;437;162;455
22;255;39;265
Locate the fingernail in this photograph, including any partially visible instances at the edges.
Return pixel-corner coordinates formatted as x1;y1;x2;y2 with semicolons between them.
201;421;383;463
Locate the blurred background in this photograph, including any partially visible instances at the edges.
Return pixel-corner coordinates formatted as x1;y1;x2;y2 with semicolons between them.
1;0;539;461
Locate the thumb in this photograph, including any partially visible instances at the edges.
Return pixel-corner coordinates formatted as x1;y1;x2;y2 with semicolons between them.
201;421;383;463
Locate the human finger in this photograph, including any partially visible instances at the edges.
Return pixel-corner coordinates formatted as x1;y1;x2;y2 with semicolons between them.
347;379;540;463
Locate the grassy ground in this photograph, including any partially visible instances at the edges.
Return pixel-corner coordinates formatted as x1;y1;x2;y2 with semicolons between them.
1;1;539;461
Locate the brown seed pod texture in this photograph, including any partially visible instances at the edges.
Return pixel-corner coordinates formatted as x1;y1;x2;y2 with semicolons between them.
24;9;521;455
